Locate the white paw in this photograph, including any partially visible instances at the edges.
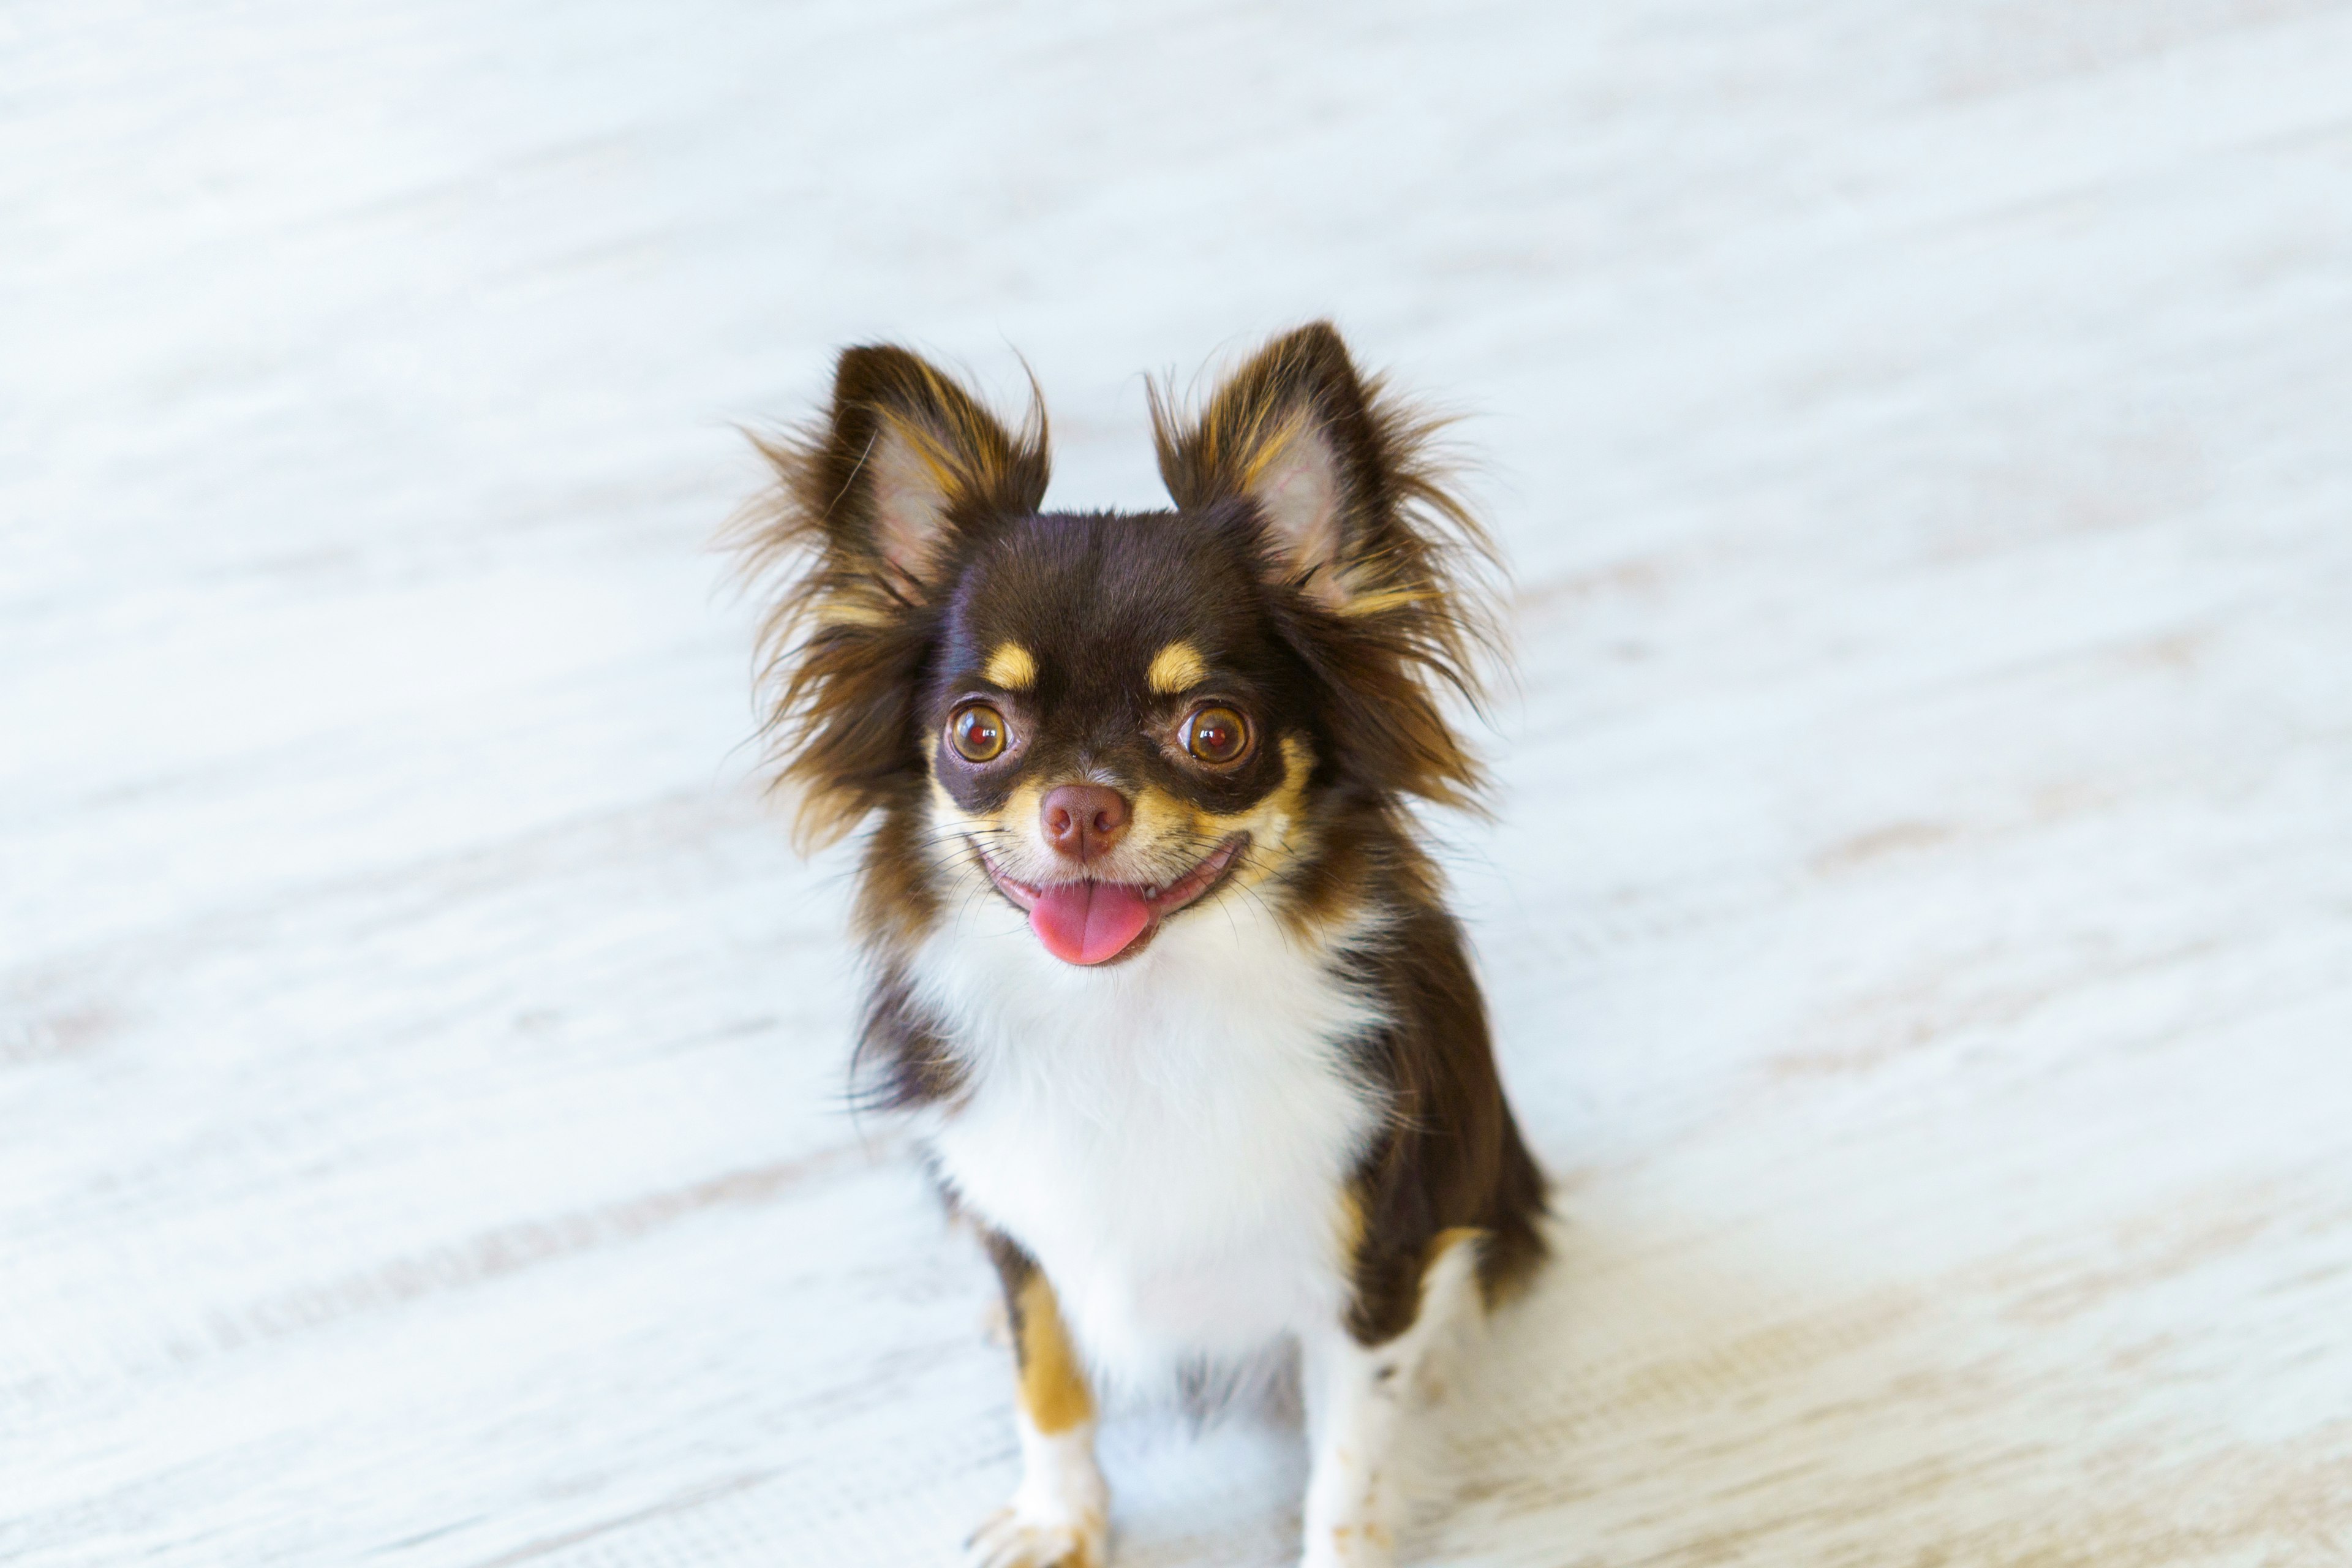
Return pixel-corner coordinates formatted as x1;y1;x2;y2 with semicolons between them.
1300;1518;1395;1568
966;1501;1107;1568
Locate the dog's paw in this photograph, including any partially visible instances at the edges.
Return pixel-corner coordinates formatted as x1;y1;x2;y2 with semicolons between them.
1298;1518;1396;1568
980;1292;1013;1349
965;1502;1106;1568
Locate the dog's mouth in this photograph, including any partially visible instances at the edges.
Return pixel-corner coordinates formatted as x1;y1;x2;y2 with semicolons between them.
973;835;1248;966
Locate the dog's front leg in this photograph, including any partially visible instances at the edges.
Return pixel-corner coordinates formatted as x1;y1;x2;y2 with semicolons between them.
1299;1234;1483;1568
970;1230;1108;1568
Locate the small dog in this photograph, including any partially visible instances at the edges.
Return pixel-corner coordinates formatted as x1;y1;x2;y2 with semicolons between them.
737;323;1545;1567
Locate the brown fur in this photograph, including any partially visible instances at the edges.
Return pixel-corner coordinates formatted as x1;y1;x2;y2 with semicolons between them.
1339;897;1549;1339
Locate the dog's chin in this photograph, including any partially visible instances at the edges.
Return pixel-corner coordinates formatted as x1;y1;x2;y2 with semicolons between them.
973;835;1248;967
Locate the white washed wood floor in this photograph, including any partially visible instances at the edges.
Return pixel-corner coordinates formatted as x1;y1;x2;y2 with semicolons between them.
7;2;2352;1563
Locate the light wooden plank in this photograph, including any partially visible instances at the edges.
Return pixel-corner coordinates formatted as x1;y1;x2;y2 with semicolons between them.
4;1;2349;1564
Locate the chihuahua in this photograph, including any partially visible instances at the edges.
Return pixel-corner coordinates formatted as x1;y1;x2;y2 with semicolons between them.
736;323;1545;1567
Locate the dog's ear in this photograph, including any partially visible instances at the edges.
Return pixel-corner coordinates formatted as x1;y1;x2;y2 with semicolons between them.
804;345;1049;592
1152;322;1406;612
732;347;1047;850
1153;322;1499;809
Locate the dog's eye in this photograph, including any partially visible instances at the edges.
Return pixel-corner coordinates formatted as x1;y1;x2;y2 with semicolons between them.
1182;705;1251;766
949;703;1009;763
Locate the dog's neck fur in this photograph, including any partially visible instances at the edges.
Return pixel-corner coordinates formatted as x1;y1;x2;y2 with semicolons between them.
910;843;1391;1394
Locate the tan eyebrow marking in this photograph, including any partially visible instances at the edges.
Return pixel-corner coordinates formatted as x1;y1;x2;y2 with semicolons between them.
984;641;1038;690
1147;640;1208;695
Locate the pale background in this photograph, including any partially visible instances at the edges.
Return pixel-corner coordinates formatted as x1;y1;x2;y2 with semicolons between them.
6;1;2351;1563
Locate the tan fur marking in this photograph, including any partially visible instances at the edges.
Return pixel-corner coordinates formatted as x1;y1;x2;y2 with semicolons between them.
1333;1185;1367;1262
1147;640;1209;694
1014;1273;1093;1434
985;641;1039;690
929;774;1041;864
1426;1225;1491;1313
1427;1227;1483;1272
1331;586;1433;619
1171;733;1320;900
808;596;895;630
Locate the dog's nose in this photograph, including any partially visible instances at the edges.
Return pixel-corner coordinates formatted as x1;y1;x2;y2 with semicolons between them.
1039;784;1131;864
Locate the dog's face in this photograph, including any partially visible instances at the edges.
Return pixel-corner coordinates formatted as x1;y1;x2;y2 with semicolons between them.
738;322;1491;967
924;507;1321;963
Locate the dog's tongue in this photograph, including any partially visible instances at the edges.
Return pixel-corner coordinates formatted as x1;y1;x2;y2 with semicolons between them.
1029;881;1153;965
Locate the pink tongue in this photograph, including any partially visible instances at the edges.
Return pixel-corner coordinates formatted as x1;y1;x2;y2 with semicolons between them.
1029;881;1154;965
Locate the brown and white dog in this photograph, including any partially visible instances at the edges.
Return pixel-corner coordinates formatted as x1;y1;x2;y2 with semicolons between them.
736;323;1545;1567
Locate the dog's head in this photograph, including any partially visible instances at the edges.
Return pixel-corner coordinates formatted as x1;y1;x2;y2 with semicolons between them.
737;323;1493;965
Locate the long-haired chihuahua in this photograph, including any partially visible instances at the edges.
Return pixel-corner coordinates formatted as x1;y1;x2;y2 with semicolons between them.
735;323;1545;1567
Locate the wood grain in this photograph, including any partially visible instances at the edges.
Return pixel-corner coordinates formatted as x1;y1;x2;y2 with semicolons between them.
5;1;2350;1562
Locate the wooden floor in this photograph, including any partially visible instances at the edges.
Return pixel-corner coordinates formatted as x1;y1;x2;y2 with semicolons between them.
7;1;2352;1562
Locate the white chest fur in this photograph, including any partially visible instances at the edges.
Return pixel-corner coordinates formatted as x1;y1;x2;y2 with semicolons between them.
911;891;1388;1393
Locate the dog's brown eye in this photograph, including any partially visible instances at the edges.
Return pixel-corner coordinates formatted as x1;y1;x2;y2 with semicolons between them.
1183;705;1251;766
949;704;1008;763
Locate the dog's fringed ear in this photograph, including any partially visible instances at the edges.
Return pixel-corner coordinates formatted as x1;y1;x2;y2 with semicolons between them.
1152;322;1499;809
1152;323;1362;608
1149;322;1444;612
794;345;1048;596
731;347;1049;848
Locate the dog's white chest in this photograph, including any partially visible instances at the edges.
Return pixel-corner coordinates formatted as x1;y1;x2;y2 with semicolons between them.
913;898;1386;1387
